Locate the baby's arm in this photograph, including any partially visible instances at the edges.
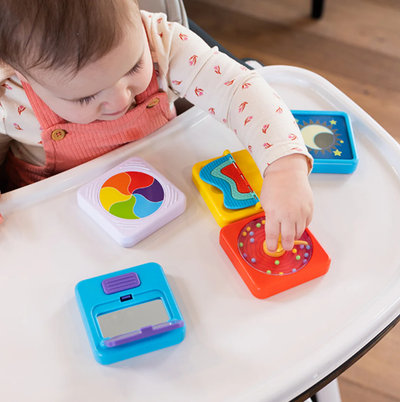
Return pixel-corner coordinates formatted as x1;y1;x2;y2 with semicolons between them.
144;13;313;250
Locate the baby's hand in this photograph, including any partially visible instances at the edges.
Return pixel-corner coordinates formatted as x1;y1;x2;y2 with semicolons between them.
260;154;313;252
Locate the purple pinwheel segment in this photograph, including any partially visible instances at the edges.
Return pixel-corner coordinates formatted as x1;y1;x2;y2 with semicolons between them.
133;179;164;202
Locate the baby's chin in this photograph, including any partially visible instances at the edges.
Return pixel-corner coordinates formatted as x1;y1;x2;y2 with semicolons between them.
59;114;122;124
96;114;126;122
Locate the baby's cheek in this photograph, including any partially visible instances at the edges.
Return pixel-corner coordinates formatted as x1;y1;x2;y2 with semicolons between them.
138;60;154;93
58;104;98;124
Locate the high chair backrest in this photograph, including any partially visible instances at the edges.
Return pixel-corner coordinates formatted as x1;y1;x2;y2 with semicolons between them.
138;0;189;28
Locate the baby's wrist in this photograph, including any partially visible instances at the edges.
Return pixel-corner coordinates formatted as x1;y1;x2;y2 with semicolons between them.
263;154;308;177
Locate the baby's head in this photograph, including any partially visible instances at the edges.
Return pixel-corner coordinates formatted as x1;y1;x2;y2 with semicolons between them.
0;0;153;123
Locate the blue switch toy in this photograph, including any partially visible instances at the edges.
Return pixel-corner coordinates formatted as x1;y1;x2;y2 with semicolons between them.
75;263;186;364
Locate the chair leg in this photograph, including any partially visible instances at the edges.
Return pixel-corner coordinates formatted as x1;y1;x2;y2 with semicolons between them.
311;0;325;19
313;379;342;402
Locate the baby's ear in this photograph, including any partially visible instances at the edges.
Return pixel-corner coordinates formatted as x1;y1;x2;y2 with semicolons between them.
15;70;29;83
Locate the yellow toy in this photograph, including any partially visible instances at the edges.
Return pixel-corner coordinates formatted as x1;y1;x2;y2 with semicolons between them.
192;150;263;227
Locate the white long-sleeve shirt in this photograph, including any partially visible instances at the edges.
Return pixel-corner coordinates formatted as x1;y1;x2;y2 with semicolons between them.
0;10;312;175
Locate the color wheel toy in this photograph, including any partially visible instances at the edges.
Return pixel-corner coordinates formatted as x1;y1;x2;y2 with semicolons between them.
292;110;358;174
78;157;186;247
220;212;330;299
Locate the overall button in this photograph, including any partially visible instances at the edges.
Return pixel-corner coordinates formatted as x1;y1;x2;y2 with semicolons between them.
51;129;67;141
146;98;160;108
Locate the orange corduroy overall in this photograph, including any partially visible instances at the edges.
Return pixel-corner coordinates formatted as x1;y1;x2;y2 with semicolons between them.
6;70;175;189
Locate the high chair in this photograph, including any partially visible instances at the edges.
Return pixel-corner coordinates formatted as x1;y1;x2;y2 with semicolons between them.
1;2;398;402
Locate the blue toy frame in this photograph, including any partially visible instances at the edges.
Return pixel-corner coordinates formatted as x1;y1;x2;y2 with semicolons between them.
292;110;358;174
75;263;186;365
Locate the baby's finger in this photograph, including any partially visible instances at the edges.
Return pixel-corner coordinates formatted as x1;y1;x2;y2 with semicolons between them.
264;218;280;252
295;221;306;240
305;213;313;228
280;221;296;251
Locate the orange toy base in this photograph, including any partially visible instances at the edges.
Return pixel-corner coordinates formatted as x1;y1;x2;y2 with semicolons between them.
220;212;331;299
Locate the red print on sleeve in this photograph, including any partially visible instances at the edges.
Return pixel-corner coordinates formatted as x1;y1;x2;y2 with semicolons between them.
208;108;215;115
194;87;204;96
214;65;221;74
172;80;182;85
238;102;248;113
224;80;235;86
179;33;189;41
244;116;253;126
288;133;297;140
189;55;198;66
262;124;270;133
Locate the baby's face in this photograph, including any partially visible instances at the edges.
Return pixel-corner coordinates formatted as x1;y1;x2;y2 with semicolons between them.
18;20;153;124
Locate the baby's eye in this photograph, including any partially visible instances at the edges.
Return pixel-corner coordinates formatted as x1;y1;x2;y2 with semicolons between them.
128;59;144;75
74;95;97;106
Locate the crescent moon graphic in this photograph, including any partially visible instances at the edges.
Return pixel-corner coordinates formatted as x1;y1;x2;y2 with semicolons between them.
300;124;335;150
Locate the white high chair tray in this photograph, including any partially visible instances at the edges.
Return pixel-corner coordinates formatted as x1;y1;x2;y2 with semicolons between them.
1;66;400;402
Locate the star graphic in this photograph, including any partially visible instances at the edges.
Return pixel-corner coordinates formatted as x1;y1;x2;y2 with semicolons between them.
333;149;342;156
329;119;337;125
295;119;299;123
340;140;344;143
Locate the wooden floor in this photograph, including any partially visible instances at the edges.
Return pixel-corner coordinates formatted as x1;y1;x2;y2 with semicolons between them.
184;0;400;401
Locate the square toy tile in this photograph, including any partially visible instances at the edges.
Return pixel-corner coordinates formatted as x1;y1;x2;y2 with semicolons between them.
78;157;186;247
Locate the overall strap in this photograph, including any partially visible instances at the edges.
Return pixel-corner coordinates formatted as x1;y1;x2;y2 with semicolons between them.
22;82;64;129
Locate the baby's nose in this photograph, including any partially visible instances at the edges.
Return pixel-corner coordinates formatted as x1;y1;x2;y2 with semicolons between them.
105;87;132;111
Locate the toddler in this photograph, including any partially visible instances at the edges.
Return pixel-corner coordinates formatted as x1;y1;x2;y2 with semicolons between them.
0;0;313;252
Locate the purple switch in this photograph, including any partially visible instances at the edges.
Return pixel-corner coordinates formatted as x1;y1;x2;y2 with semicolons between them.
102;272;140;295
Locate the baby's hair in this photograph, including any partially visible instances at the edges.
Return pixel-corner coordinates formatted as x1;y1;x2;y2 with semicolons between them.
0;0;139;80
